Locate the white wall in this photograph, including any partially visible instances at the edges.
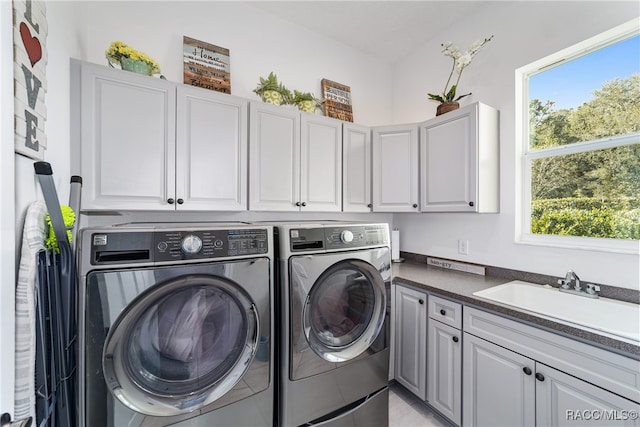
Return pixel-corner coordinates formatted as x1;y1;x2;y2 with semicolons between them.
76;1;393;127
391;1;640;289
0;0;16;416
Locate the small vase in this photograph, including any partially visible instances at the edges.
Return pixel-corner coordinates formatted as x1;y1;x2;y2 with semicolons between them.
261;90;284;106
297;100;316;113
120;57;153;76
436;101;460;116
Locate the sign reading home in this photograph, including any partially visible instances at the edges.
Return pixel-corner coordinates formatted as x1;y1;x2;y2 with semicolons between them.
321;79;353;122
13;0;47;160
183;36;231;94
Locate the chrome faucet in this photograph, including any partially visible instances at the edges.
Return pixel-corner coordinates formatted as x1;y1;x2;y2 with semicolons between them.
558;270;600;298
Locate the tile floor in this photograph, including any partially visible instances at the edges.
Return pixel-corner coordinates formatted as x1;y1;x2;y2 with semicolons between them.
388;382;452;427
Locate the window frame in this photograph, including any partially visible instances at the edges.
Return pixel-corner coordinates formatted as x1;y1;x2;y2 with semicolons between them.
515;19;640;255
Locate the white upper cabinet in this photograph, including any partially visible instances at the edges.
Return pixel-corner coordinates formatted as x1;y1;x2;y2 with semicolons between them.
420;102;499;212
300;114;342;212
342;123;372;212
72;59;247;211
249;102;301;211
249;102;342;212
73;59;176;211
372;124;420;212
176;85;247;211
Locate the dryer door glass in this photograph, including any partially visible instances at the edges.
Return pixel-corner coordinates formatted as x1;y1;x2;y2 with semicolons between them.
102;274;259;416
303;259;386;362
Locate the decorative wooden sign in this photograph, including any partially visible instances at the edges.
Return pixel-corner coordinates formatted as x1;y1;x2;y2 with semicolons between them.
183;36;231;94
13;0;47;160
321;79;353;122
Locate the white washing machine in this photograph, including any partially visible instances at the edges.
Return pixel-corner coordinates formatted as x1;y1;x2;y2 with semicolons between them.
273;222;391;427
77;223;274;426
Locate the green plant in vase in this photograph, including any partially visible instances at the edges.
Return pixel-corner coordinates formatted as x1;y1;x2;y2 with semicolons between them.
253;72;292;106
105;41;161;76
292;90;323;113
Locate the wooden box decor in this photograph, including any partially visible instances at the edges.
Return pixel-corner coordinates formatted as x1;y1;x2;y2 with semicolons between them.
321;79;353;122
13;0;48;160
183;36;231;94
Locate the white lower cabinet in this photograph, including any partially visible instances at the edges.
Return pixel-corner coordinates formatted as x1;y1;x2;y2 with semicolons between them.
463;332;536;427
392;286;640;427
536;363;640;426
427;319;461;426
394;284;427;399
462;306;640;427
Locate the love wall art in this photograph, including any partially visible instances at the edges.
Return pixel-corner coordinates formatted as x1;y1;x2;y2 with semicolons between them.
13;0;47;160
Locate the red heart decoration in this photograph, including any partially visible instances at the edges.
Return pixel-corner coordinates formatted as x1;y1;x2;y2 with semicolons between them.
19;22;42;67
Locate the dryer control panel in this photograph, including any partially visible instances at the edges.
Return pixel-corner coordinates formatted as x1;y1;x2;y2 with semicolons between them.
325;224;389;250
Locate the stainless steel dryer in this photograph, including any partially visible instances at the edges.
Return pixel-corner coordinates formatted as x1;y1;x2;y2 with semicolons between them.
77;223;274;427
274;222;391;427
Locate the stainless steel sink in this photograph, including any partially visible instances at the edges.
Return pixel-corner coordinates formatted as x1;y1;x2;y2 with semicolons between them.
473;280;640;343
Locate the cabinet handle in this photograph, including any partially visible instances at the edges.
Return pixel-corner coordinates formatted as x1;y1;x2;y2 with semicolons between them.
452;336;459;343
301;202;307;207
440;309;446;316
523;367;532;375
412;203;418;208
367;203;372;208
535;373;545;382
177;198;184;205
418;299;424;305
295;202;301;207
167;198;175;204
468;201;475;207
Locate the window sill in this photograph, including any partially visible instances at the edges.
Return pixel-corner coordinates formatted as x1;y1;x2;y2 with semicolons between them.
516;233;639;255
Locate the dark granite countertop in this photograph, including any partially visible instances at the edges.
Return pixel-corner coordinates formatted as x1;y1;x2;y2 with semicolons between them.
392;261;640;359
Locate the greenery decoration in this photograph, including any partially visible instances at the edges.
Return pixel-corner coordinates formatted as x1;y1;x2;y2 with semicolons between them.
105;41;161;74
45;205;75;253
253;72;292;105
291;90;323;112
428;35;493;103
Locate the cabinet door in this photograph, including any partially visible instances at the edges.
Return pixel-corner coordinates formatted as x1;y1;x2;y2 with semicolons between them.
300;114;342;212
75;59;176;211
420;102;499;212
463;333;535;427
427;319;461;426
176;86;247;210
372;124;419;212
420;105;476;212
536;363;640;426
342;123;372;212
394;285;427;399
249;102;300;211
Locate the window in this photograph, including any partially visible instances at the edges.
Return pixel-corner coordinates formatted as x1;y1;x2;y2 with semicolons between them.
516;20;639;253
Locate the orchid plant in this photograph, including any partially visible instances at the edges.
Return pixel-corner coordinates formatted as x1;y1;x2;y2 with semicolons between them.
428;35;493;104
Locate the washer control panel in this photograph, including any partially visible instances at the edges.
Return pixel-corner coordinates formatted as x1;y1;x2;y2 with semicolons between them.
325;224;389;250
90;228;268;265
154;228;268;261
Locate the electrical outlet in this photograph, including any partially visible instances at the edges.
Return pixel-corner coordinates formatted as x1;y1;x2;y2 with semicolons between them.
458;239;469;255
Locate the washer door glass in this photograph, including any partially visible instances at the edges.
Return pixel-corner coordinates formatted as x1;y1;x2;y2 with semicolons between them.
103;274;259;416
303;259;386;362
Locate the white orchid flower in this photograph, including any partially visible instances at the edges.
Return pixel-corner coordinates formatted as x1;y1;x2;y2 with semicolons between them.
428;35;494;104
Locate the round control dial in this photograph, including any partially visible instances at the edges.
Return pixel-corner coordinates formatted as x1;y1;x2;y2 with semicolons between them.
340;230;354;243
181;235;203;254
